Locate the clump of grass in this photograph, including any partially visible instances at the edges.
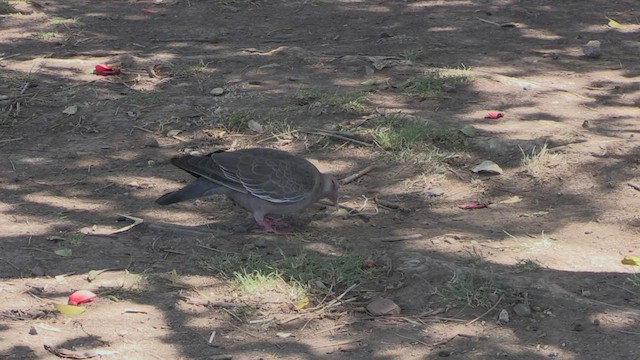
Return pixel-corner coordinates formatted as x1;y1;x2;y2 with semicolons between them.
49;17;83;26
167;59;210;78
197;248;379;300
0;0;16;14
519;142;561;178
125;91;165;106
371;113;465;171
442;270;500;308
399;68;471;96
295;89;370;114
514;258;542;273
35;31;56;40
402;47;426;61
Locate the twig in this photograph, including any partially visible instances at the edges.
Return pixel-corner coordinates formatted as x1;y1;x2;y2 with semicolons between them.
475;16;502;27
374;234;423;242
149;222;221;235
0;258;22;271
301;129;373;147
447;166;465;180
392;332;430;346
315;321;357;335
374;197;411;212
152;38;221;43
428;333;474;349
606;282;640;297
132;125;154;134
194;244;238;254
466;294;503;325
627;182;640;191
311;337;364;349
0;137;24;144
112;214;144;234
340;165;375;184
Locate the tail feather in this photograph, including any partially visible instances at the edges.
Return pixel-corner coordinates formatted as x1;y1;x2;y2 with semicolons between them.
156;177;225;205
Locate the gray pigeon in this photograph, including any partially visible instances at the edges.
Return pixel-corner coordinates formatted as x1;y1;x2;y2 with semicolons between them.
156;148;339;232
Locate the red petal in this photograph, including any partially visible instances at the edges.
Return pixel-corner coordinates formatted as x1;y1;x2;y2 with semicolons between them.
458;202;488;210
68;290;97;305
95;64;120;76
484;111;504;119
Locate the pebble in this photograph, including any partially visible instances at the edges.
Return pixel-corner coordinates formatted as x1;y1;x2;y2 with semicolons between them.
254;239;267;248
513;303;532;317
583;40;601;58
210;87;225;96
144;137;159;148
366;298;400;316
498;309;510;324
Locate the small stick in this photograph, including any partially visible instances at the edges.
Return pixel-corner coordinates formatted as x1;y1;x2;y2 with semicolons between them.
132;125;154;134
149;222;221;235
195;244;238;254
627;181;640;191
311;337;364;349
0;137;24;144
112;214;144;234
0;258;22;271
152;38;221;43
315;321;356;335
340;165;375;184
248;317;274;324
301;129;373;147
374;197;411;212
162;249;186;255
476;16;502;27
207;330;216;344
465;294;503;325
374;234;423;242
392;332;430;346
447;166;465;180
606;282;640;297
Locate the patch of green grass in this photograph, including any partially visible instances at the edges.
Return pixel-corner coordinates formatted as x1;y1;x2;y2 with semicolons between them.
295;89;370;114
399;68;471;96
220;110;251;132
371;114;465;171
49;17;83;26
125;91;165;106
464;247;486;267
0;0;16;14
514;258;542;273
36;31;56;40
402;47;426;61
167;59;210;78
67;233;85;246
442;270;500;308
197;248;379;297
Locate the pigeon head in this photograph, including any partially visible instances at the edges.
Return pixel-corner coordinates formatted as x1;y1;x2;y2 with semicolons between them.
321;174;340;206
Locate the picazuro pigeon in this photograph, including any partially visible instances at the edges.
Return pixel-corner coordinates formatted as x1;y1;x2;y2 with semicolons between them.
156;148;339;233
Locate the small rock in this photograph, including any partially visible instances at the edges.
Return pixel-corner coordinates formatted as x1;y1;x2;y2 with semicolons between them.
582;40;601;58
513;303;532;317
379;32;391;38
254;239;267;249
210;87;225;96
144;137;159;148
29;326;39;335
424;188;444;197
166;129;182;137
593;319;600;326
31;266;45;277
571;322;584;332
498;309;509;324
488;293;500;303
147;160;156;167
366;298;400;316
438;350;451;357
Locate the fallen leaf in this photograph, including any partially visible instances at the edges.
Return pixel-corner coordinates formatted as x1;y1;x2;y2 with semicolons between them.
472;160;503;175
606;17;625;29
500;196;522;204
248;120;263;133
54;303;86;315
622;255;640;266
54;248;73;257
295;295;309;310
460;125;477;137
62;105;78;115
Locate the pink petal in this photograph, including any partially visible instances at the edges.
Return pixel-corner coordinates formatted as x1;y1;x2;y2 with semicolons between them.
68;290;97;305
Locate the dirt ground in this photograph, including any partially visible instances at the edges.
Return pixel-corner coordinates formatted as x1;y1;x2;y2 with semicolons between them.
1;0;640;359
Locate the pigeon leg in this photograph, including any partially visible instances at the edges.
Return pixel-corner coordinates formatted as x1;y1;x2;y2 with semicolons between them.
254;214;292;234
